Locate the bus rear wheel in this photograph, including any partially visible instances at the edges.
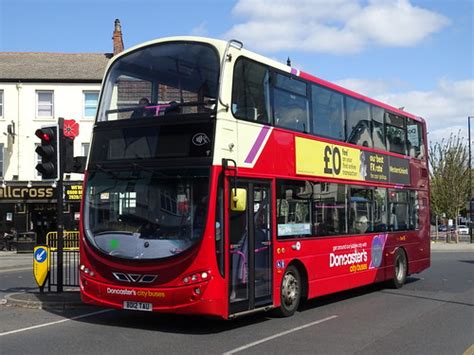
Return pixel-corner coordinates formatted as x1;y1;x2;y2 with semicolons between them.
389;249;407;289
275;265;301;317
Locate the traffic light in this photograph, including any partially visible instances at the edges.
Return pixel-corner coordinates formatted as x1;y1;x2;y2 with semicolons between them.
35;125;59;179
62;135;74;173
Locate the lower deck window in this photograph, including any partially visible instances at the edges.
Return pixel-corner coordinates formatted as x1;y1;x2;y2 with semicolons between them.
349;187;373;234
388;189;409;231
277;179;419;238
277;180;311;237
313;183;347;236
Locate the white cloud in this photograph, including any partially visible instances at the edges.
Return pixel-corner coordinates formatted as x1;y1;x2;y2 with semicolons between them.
348;0;450;47
190;22;209;37
224;0;449;54
334;78;474;142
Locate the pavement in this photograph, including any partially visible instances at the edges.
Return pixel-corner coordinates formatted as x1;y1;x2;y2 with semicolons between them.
430;240;474;251
0;250;87;310
0;242;473;310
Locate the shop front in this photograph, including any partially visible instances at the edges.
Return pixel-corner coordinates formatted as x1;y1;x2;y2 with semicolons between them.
0;182;82;247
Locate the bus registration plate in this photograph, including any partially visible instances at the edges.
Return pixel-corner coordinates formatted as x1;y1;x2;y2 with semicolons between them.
123;301;152;312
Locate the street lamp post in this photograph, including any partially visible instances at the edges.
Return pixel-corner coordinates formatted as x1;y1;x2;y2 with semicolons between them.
469;116;473;243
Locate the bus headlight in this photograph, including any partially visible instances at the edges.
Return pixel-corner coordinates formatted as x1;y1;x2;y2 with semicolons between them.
80;264;95;277
181;270;211;285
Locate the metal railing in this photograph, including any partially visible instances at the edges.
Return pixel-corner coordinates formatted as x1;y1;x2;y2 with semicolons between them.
431;231;471;243
48;249;80;289
46;231;80;251
45;230;80;289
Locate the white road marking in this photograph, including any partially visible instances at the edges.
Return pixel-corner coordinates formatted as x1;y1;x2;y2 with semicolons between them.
223;315;338;354
0;309;112;337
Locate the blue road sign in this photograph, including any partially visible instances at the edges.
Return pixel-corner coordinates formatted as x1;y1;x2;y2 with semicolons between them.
34;247;47;263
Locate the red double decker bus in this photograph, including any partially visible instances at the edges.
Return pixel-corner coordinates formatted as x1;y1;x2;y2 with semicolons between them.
79;37;430;318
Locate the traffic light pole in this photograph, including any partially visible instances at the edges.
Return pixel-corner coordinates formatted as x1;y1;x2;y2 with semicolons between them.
56;117;64;293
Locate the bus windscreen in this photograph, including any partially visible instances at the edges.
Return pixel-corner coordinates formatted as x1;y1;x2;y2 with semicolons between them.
98;41;220;121
84;168;209;260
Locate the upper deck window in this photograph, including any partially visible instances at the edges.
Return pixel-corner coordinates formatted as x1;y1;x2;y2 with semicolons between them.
98;42;220;121
311;85;345;141
346;97;372;147
232;58;271;124
371;105;386;150
386;112;407;155
230;57;422;159
407;118;425;159
273;74;309;132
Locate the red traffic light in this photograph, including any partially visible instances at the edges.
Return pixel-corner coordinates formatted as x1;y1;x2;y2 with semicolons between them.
35;128;55;142
35;125;59;179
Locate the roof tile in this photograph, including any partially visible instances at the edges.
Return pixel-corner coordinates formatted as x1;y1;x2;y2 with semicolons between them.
0;52;112;81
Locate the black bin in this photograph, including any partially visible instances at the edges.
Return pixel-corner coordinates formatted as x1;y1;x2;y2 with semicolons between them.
15;232;37;253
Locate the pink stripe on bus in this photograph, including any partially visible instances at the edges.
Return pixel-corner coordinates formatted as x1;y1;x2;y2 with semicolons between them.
245;126;271;164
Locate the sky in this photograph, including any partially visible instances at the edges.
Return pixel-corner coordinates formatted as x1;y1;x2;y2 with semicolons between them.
0;0;473;144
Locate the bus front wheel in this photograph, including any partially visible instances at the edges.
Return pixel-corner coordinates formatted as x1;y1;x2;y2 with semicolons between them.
389;249;407;289
275;265;301;317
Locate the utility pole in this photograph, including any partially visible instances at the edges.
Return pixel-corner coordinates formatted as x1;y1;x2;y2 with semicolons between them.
56;117;65;292
469;116;473;243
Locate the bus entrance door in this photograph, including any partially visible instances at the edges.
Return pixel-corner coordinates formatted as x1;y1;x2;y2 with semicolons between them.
228;180;272;315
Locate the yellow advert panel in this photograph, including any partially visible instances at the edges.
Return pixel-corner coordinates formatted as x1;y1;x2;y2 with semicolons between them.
295;137;363;181
295;137;410;185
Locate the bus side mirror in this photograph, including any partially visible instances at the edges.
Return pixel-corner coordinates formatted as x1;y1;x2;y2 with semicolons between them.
231;188;247;212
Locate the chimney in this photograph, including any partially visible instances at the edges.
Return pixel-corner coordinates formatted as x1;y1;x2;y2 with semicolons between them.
112;19;124;55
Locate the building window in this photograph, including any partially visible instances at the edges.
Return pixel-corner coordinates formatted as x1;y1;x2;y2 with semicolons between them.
84;92;99;118
0;143;4;177
81;143;90;156
119;192;136;214
0;90;3;118
36;91;54;118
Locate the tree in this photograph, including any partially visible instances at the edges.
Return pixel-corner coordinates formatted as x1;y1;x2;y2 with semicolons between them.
429;132;470;242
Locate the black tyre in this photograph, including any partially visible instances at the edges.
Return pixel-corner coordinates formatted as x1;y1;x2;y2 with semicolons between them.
275;265;301;317
389;249;407;289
